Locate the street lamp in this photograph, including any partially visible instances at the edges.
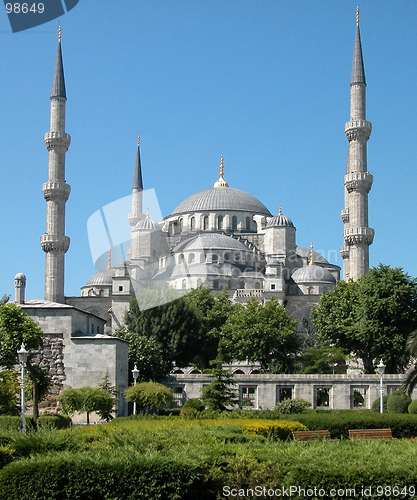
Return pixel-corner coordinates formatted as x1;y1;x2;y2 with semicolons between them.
377;359;386;414
17;343;29;433
132;364;139;415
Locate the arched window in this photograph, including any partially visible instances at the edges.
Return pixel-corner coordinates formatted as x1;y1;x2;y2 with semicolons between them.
239;281;245;289
212;254;218;263
190;217;196;231
182;279;187;289
197;278;203;287
235;253;240;262
232;216;237;230
255;282;260;289
178;253;184;264
253;220;257;232
213;279;219;289
179;218;183;232
224;252;230;262
188;253;195;264
246;217;251;231
217;215;223;230
203;216;209;230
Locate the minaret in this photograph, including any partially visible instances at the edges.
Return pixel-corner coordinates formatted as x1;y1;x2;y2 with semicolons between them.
340;8;374;281
128;134;144;228
40;27;71;303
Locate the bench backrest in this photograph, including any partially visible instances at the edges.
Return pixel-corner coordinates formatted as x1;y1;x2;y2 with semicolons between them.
292;430;331;441
348;428;393;439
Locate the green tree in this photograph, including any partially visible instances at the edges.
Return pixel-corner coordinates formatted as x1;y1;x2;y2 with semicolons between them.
0;371;20;415
185;286;235;368
59;386;115;424
402;330;417;396
201;357;238;411
122;293;203;374
125;381;173;413
296;345;346;374
220;297;300;373
312;265;417;374
0;303;47;425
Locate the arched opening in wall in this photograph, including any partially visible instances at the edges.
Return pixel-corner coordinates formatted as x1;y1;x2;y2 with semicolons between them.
213;279;219;289
246;217;251;231
224;252;230;262
232;215;237;230
197;278;203;287
188;253;195;264
255;282;260;289
178;253;185;264
251;369;260;374
217;215;224;230
233;369;245;374
235;253;241;262
203;216;209;230
253;220;257;232
212;254;218;263
182;279;187;289
173;369;184;374
179;218;183;232
189;369;201;374
190;217;196;231
239;281;245;289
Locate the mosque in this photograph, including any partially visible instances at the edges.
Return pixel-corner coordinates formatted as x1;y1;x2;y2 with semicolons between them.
12;13;374;413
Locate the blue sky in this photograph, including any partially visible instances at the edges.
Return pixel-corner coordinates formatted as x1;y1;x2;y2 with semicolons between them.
1;0;417;300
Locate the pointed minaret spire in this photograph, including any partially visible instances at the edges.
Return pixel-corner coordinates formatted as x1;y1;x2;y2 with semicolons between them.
213;154;229;188
106;247;112;270
309;242;314;266
128;134;145;230
41;28;71;303
340;9;374;281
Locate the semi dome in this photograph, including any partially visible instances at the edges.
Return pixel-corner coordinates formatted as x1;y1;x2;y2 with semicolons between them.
173;233;251;253
172;187;271;216
85;269;115;287
292;265;336;284
135;217;160;231
266;207;294;228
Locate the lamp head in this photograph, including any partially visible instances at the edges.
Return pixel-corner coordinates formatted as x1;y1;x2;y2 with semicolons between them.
377;359;386;375
132;364;139;380
17;343;29;364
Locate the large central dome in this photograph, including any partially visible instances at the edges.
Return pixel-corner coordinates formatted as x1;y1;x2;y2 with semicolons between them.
172;187;271;216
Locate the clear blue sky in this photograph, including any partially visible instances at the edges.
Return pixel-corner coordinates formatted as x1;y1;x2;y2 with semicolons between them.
1;0;417;300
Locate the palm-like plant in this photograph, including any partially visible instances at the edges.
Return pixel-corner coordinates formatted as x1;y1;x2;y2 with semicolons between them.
402;330;417;396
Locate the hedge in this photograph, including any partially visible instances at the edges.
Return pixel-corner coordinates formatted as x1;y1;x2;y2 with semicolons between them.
0;414;71;432
241;419;308;440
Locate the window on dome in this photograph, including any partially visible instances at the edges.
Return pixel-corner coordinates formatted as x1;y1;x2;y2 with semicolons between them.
212;254;218;263
246;217;251;231
235;253;240;262
188;253;195;264
232;216;237;230
239;281;245;289
203;216;209;230
224;252;230;262
190;217;196;231
217;215;224;230
255;282;260;289
182;279;187;289
179;254;184;264
179;218;183;232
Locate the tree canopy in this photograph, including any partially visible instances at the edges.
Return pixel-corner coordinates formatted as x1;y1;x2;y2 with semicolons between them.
125;382;173;412
220;297;300;373
312;264;417;374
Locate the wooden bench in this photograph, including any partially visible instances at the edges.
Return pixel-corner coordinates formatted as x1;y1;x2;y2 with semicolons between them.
348;428;393;439
292;430;332;441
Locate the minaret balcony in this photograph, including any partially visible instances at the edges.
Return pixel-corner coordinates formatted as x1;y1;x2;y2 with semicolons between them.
343;227;374;245
344;172;373;193
40;234;70;253
44;132;71;151
344;120;371;141
340;208;349;223
340;246;350;259
42;182;71;201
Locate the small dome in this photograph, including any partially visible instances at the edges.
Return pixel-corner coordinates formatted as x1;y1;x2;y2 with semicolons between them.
296;246;329;264
85;269;115;287
135;218;160;231
15;273;26;280
173;233;250;253
267;207;294;228
292;265;336;284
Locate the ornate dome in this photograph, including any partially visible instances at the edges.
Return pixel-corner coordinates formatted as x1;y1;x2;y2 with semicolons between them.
85;269;115;287
173;233;250;252
172;187;271;216
135;217;160;231
266;206;294;228
292;265;336;284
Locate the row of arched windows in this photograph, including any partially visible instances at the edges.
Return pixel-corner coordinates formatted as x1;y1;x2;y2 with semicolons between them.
178;215;257;233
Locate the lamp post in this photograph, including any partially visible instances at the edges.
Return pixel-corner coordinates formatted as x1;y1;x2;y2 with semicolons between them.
17;343;29;433
132;364;139;415
377;359;386;414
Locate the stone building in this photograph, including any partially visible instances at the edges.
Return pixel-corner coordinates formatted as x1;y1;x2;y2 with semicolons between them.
12;13;376;413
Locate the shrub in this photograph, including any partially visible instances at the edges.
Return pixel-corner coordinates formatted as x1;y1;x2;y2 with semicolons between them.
0;446;14;470
275;398;311;414
0;416;22;432
37;413;71;430
182;398;205;412
387;391;411;414
242;419;308;441
125;382;173;413
371;394;389;413
408;400;417;414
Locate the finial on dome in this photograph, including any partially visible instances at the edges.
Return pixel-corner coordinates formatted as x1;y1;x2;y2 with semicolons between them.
213;155;229;188
137;133;140;146
309;242;314;266
356;6;359;26
58;24;62;41
278;206;282;216
146;208;150;219
107;247;112;270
